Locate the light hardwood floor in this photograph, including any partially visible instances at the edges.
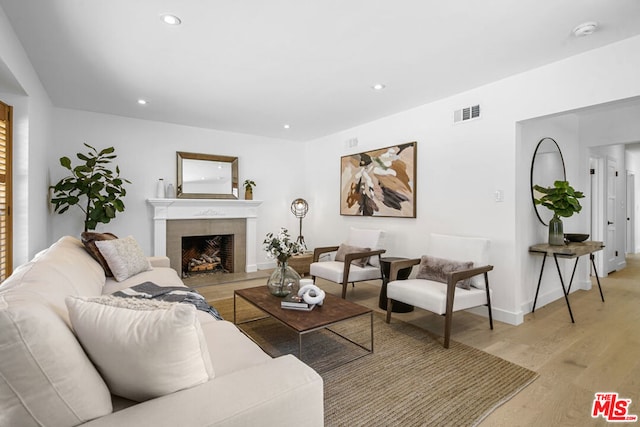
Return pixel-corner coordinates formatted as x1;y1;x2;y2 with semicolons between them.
186;255;640;427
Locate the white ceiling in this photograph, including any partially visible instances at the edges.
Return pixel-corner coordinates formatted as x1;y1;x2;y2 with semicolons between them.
2;0;640;141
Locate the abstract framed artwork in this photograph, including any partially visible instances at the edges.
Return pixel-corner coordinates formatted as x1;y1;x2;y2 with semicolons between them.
340;141;417;217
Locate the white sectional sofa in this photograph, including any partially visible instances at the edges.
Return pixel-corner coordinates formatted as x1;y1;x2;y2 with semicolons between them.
0;236;323;426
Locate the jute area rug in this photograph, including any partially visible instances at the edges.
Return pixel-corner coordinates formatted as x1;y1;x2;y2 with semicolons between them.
214;298;538;427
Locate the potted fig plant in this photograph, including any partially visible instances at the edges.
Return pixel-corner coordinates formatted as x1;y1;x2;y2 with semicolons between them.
50;143;131;232
533;180;584;245
243;179;256;200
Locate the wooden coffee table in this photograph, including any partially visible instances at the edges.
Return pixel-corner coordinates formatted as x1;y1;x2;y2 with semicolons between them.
234;286;373;364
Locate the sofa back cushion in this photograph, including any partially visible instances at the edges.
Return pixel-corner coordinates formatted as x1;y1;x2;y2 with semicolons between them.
0;236;105;321
0;295;113;426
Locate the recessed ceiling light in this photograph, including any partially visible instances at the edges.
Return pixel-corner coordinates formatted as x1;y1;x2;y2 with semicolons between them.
372;83;386;91
283;124;291;129
573;21;598;37
137;99;147;105
161;14;182;25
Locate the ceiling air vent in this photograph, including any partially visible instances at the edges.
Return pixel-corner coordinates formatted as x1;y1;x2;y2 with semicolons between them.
454;104;481;124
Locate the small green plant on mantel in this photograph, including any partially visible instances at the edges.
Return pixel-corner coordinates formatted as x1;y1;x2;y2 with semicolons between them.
243;179;256;192
243;179;256;200
50;143;131;232
533;180;584;245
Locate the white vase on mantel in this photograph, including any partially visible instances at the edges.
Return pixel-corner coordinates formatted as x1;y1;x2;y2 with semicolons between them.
156;179;165;198
166;183;176;199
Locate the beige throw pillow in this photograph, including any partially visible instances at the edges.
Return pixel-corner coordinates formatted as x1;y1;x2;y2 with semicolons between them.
66;295;215;402
95;235;152;282
335;243;371;268
416;255;474;289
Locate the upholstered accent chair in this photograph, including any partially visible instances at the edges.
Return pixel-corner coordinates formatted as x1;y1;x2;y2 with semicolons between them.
310;228;386;299
385;233;493;348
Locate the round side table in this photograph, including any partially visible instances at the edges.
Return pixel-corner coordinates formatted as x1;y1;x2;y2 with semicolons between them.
378;257;414;313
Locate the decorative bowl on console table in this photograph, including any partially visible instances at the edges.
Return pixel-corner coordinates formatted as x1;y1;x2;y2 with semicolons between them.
564;233;589;243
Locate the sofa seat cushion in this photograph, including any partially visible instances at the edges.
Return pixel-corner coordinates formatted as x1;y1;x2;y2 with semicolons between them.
103;267;184;295
387;278;492;314
0;295;113;427
198;319;272;377
310;260;381;283
79;355;323;427
66;296;215;402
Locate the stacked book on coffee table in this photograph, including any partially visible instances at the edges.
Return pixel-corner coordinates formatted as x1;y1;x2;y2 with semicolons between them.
281;293;315;311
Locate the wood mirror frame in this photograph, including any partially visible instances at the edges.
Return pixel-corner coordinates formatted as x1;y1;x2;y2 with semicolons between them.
530;137;566;226
176;151;239;199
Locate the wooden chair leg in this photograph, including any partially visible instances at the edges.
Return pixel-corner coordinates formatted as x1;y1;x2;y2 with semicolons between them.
443;310;453;349
386;298;393;323
341;279;348;299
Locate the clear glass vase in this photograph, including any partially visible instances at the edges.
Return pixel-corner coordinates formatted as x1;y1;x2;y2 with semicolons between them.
267;260;301;297
548;215;565;246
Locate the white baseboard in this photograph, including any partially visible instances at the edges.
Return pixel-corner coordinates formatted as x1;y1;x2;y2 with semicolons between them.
519;278;592;316
257;261;276;270
466;306;524;326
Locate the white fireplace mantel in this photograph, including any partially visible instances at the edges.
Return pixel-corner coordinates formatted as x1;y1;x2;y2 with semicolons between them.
147;198;263;272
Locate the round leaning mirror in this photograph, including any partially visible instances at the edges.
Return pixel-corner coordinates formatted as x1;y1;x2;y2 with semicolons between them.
530;137;566;226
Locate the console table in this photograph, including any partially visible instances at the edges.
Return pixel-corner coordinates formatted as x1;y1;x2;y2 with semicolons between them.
529;241;605;323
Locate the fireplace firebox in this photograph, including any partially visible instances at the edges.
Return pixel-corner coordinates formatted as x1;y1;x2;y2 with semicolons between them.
165;217;248;276
182;235;234;277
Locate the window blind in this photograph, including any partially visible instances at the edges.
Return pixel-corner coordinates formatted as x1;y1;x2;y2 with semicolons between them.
0;101;13;282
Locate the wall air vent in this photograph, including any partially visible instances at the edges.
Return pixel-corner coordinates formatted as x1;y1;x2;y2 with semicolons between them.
453;104;481;124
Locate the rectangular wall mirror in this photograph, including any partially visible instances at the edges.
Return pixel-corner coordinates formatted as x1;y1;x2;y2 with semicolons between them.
177;152;239;199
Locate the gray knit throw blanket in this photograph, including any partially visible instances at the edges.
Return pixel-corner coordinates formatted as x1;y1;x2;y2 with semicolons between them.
112;281;223;320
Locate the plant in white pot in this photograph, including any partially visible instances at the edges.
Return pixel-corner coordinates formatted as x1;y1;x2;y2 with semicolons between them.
50;143;131;232
533;180;584;245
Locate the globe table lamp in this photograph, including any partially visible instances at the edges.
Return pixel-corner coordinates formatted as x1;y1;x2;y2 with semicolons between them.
291;198;309;250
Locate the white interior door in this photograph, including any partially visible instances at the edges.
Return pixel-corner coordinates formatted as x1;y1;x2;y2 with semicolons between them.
606;158;617;273
590;156;605;276
627;172;635;254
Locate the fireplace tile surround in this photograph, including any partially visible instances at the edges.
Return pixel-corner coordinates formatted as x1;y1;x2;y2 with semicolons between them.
147;199;262;273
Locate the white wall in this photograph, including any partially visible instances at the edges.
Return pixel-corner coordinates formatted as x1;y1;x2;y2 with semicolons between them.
304;35;640;325
0;5;53;264
50;108;306;267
